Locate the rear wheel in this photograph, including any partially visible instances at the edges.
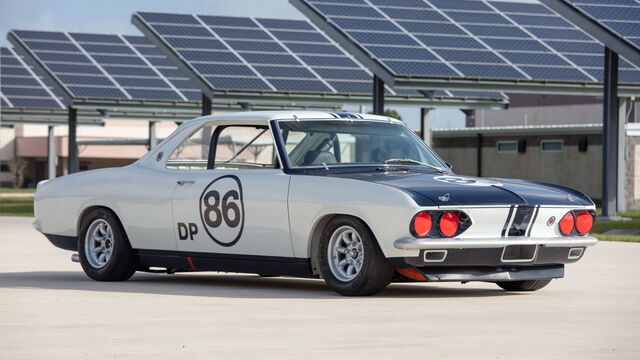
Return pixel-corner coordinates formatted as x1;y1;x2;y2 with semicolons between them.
78;208;137;281
496;279;551;291
319;216;393;296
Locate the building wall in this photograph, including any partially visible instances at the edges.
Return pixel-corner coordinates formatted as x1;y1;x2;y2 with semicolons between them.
0;127;16;186
628;135;640;211
475;103;603;127
434;133;603;205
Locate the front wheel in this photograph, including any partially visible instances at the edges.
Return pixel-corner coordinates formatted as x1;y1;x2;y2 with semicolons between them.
495;279;551;291
319;216;393;296
78;208;137;281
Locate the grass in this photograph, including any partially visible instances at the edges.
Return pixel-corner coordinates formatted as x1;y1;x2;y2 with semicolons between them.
0;194;637;242
0;187;36;193
0;197;34;217
592;210;640;243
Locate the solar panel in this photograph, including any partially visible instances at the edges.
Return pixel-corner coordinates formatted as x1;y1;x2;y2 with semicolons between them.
133;12;406;95
293;0;640;89
0;46;65;109
486;0;640;83
8;30;202;102
563;0;640;53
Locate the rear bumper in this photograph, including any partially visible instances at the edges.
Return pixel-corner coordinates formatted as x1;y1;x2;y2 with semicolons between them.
44;234;77;251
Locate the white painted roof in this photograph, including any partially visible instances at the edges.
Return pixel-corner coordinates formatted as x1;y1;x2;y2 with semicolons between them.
184;110;400;126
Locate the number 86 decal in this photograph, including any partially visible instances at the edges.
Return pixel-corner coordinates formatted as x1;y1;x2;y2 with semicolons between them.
199;175;244;247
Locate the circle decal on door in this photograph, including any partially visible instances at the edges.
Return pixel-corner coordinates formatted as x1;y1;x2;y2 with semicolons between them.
199;175;245;247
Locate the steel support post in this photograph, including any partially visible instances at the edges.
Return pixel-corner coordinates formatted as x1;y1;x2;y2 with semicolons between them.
373;75;384;115
68;106;78;174
601;47;618;218
202;93;212;116
618;98;628;214
47;125;56;179
420;107;433;146
148;121;157;150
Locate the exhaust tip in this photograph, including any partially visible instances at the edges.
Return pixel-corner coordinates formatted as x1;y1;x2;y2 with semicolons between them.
568;247;584;260
71;253;80;263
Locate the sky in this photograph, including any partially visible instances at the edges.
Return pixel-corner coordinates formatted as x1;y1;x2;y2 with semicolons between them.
0;0;532;128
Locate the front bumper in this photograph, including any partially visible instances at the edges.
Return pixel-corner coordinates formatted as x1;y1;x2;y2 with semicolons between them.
388;236;596;281
394;236;598;250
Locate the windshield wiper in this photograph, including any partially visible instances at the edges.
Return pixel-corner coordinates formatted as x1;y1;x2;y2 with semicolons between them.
384;158;446;173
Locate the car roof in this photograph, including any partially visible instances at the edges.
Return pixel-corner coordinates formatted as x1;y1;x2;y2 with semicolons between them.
184;110;401;126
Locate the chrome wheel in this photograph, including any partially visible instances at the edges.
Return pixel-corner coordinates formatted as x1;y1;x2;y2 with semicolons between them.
327;225;364;282
84;219;113;269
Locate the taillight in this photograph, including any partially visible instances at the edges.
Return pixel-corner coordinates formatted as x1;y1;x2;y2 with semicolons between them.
439;211;459;237
559;212;575;235
411;211;432;237
575;210;593;234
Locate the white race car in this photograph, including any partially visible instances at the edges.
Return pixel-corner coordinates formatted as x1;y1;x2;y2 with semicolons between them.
33;111;597;295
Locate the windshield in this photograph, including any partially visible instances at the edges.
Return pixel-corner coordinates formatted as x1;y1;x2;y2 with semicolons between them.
277;120;445;170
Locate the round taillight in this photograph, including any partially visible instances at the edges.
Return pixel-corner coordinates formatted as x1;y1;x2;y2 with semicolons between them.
439;211;459;237
559;212;575;235
575;211;593;234
412;211;432;237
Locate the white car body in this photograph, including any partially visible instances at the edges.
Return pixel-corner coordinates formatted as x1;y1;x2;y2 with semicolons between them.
33;111;597;283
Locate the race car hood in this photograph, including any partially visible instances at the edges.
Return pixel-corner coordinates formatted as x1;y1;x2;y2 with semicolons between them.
331;171;594;207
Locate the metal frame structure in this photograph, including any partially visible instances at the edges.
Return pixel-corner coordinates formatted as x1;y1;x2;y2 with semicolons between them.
290;0;640;97
540;0;639;217
130;13;509;113
8;27;509;176
293;0;640;218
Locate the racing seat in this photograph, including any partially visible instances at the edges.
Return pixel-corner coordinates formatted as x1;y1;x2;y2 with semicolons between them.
304;150;337;165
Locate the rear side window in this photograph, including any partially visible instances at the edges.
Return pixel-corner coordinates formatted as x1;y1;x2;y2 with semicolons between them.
166;125;215;170
213;126;275;169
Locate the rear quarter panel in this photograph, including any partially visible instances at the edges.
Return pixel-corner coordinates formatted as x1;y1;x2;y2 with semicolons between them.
34;165;178;251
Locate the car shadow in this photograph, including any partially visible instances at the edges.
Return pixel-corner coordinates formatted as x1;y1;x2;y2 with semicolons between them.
0;270;518;299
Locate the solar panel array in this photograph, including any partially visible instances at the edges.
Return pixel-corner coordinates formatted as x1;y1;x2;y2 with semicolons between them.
565;0;640;52
1;46;65;108
134;12;395;94
8;30;202;102
299;0;640;83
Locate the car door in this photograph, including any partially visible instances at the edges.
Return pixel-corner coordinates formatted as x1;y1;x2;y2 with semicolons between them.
169;124;293;258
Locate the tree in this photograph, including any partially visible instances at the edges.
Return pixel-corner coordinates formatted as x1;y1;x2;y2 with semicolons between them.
369;108;402;121
8;157;27;188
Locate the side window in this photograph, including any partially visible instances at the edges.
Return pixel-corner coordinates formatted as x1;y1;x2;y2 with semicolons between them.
214;126;275;169
167;125;215;170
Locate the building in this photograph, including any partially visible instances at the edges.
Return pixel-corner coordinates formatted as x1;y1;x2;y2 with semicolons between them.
433;95;640;210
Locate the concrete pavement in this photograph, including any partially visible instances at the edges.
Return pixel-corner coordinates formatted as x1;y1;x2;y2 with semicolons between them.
1;216;638;359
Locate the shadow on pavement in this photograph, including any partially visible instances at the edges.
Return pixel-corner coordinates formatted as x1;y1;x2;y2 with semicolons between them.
0;270;516;299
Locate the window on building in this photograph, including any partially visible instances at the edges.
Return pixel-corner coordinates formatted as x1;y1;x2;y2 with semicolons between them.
496;141;518;153
167;125;216;170
0;162;9;172
541;140;563;153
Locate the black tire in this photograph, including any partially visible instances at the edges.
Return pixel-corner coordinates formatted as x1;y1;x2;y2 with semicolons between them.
78;208;137;281
495;279;551;291
319;216;393;296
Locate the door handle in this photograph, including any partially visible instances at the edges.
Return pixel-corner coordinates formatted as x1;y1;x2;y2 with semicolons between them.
177;180;196;185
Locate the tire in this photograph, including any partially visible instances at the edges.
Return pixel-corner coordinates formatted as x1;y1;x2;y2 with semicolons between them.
495;279;551;291
78;208;137;281
319;216;393;296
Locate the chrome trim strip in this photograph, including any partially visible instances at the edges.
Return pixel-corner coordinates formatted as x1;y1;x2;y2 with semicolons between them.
394;236;598;250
